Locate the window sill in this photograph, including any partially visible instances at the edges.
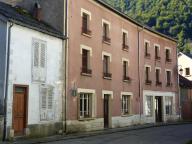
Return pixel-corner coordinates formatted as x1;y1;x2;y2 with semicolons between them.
81;73;92;77
123;80;131;83
103;77;112;80
82;32;92;38
121;114;133;117
78;117;96;121
185;75;191;77
122;48;129;52
103;40;111;45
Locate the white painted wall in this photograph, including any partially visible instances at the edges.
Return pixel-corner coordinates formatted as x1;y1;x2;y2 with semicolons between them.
6;24;63;127
178;52;192;81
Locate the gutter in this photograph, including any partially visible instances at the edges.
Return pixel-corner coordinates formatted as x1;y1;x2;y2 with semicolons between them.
64;0;68;133
137;26;144;121
3;22;13;141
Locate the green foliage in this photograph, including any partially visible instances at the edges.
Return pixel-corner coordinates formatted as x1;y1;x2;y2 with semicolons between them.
102;0;192;52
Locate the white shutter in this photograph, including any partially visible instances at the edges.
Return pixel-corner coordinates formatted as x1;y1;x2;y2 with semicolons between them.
47;86;54;120
40;86;47;121
32;40;40;81
40;43;46;82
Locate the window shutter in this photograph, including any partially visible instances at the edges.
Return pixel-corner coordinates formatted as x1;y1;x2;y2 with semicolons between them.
32;40;40;81
40;87;47;121
47;86;54;120
40;43;46;82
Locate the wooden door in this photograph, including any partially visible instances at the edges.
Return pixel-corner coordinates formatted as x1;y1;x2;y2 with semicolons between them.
13;86;28;136
104;94;109;128
155;97;162;122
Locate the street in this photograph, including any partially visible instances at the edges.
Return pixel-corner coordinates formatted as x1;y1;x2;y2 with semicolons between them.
44;124;192;144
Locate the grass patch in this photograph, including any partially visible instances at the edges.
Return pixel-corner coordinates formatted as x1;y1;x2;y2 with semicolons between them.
186;140;192;144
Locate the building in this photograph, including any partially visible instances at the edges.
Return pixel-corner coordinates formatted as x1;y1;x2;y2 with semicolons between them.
3;0;179;135
64;0;179;132
178;52;192;81
179;75;192;120
0;2;65;139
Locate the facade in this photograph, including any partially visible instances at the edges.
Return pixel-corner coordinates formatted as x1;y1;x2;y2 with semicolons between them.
178;52;192;81
1;0;179;136
0;2;65;139
64;0;178;132
179;75;192;120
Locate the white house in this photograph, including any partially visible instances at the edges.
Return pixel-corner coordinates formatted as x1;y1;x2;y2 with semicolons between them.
178;52;192;81
0;2;65;139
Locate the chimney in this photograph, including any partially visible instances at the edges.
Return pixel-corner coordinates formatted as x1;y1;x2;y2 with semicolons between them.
33;2;42;21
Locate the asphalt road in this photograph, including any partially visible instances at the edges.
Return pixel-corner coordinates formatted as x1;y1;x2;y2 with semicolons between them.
45;124;192;144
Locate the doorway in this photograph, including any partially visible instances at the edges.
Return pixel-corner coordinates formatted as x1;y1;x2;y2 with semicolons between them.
13;85;28;136
104;94;110;128
155;96;163;122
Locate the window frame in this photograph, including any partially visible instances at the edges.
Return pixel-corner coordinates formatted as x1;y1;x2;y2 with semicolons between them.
154;44;161;60
144;40;150;58
165;96;173;115
145;96;153;117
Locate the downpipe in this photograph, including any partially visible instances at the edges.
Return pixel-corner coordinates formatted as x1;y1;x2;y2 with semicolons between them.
3;22;13;141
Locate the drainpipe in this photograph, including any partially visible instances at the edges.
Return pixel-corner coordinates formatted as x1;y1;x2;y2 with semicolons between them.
177;46;181;120
64;0;68;134
3;22;13;141
137;26;144;123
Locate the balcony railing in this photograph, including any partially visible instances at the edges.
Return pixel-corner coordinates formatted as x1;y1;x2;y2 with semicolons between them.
82;27;92;36
166;58;172;62
103;36;111;43
122;44;129;51
156;81;162;86
103;72;112;79
155;56;161;60
81;67;92;75
145;79;152;85
145;53;151;58
166;82;172;87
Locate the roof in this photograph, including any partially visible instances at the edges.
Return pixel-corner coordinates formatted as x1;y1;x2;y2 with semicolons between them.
178;52;192;59
96;0;177;43
179;75;192;88
0;2;65;39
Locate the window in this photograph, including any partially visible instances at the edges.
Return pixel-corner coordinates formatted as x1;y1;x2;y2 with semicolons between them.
156;68;162;86
40;86;54;121
82;13;91;35
123;60;130;81
81;49;92;75
166;70;172;87
165;97;173;115
165;48;171;62
122;32;129;50
102;20;111;43
145;41;150;58
155;45;160;60
121;95;131;115
185;68;190;76
32;39;47;82
145;66;152;85
103;55;112;79
145;96;153;116
79;93;92;119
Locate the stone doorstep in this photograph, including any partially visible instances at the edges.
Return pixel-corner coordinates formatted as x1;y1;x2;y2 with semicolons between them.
14;121;192;144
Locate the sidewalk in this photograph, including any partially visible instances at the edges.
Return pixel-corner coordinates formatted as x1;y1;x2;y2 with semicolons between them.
9;121;192;144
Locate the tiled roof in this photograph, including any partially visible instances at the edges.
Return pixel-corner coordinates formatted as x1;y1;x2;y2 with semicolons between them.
0;2;65;39
179;75;192;88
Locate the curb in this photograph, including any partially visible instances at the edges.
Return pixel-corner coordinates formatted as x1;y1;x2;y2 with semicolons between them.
14;122;192;144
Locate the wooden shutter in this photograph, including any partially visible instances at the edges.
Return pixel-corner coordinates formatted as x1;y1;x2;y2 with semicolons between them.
40;43;46;82
32;40;40;81
40;87;47;121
